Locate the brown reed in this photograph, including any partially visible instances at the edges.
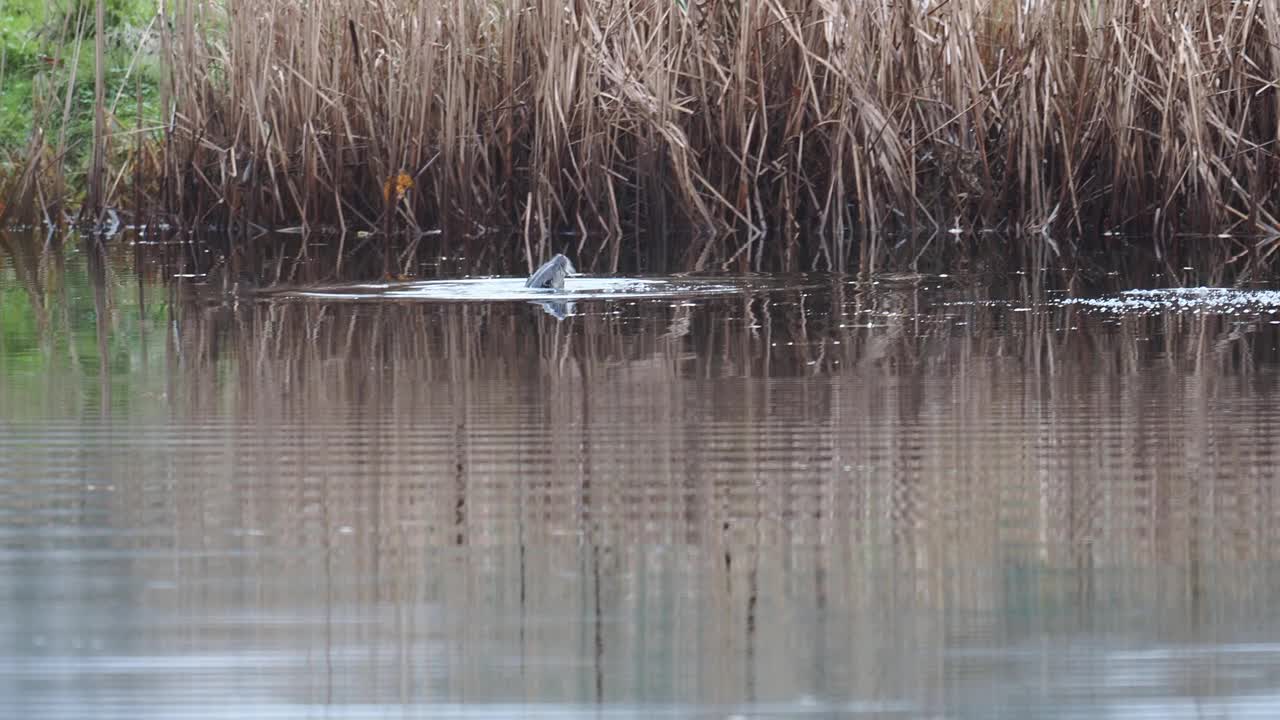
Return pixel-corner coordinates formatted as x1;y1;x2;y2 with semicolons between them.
16;0;1280;275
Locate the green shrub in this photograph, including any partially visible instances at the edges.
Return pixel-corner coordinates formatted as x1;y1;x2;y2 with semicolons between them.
1;0;161;185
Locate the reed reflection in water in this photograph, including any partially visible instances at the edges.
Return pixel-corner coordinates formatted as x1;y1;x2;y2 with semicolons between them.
3;242;1280;718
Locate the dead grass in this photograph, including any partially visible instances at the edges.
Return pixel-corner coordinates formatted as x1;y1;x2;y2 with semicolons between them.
18;0;1280;273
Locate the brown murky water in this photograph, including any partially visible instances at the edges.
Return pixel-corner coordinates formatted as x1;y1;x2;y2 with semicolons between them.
4;233;1280;718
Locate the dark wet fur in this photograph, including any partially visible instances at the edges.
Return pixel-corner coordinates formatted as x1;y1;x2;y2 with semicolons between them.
525;254;576;290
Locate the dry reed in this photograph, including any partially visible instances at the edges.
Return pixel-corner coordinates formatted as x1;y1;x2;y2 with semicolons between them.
14;0;1280;274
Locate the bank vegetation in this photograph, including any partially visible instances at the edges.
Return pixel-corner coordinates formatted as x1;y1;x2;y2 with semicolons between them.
6;0;1280;274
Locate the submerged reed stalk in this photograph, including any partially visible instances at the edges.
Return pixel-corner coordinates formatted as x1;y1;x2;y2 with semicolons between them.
151;0;1280;272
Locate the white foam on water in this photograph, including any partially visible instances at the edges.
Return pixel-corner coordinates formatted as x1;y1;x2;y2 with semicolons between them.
1060;287;1280;314
291;276;747;302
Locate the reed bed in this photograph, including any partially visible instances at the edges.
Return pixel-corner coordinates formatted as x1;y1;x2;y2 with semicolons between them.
8;0;1280;273
145;0;1280;273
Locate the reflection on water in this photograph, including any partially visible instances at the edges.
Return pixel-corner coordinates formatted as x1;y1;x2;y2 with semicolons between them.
4;232;1280;718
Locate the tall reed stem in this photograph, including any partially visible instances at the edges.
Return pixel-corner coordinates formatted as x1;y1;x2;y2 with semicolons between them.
88;0;107;218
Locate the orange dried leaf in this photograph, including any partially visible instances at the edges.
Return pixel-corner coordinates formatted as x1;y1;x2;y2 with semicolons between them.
395;172;413;199
383;171;414;205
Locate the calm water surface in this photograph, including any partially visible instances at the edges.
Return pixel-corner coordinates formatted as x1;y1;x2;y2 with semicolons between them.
3;235;1280;718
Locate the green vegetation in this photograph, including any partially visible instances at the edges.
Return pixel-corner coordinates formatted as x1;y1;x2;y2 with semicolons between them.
0;0;162;205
